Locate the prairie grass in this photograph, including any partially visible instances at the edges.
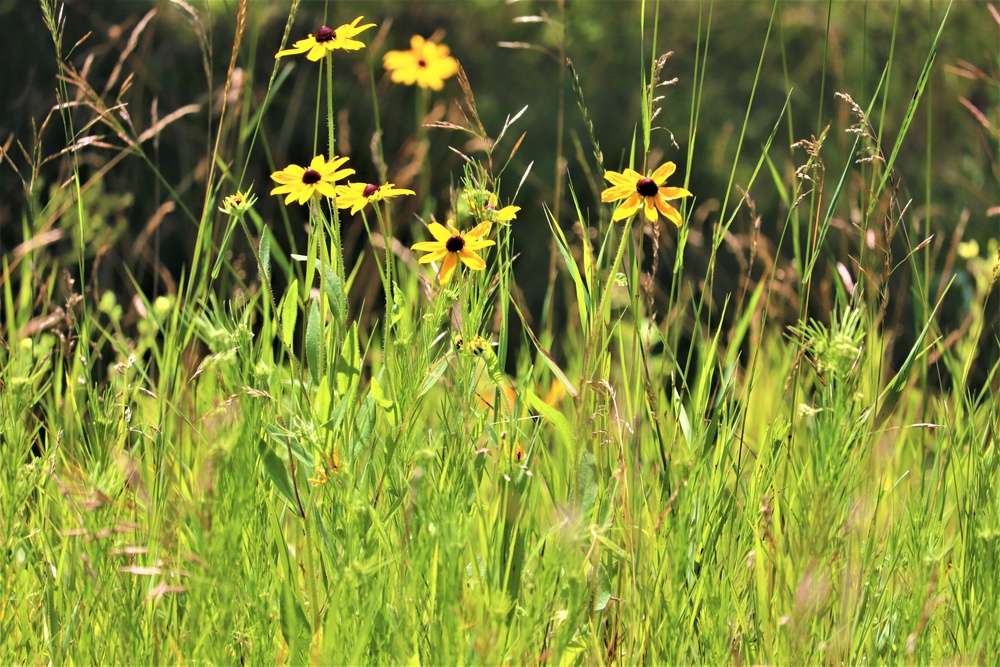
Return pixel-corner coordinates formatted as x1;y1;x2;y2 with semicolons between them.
2;0;999;663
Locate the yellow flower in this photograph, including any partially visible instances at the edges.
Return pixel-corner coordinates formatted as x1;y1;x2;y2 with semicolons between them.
958;239;980;260
275;17;376;61
483;193;519;224
383;35;459;90
463;191;519;225
335;182;415;215
218;187;257;215
411;220;495;285
270;155;354;205
308;448;341;486
601;162;692;226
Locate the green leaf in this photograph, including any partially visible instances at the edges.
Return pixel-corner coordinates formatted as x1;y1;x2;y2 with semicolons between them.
593;563;612;611
545;203;590;333
524;385;574;451
305;297;321;385
418;356;449;398
577;448;598;518
351;393;377;461
337;322;361;397
371;375;398;430
369;376;394;410
260;445;297;510
260;229;272;285
324;265;344;329
279;578;310;659
315;376;331;420
280;279;298;349
511;297;578;397
211;214;239;279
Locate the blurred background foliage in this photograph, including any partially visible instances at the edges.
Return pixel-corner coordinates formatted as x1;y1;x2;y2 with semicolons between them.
1;0;997;377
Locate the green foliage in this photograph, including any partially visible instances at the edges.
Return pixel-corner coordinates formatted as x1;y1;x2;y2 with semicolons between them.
2;0;1000;664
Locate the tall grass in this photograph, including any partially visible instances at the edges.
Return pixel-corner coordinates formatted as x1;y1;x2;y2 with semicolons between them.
2;0;998;663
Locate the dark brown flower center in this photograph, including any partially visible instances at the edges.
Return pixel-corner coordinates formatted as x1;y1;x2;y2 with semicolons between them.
445;235;465;253
302;169;322;185
636;177;659;197
417;58;428;68
362;183;379;197
315;26;335;43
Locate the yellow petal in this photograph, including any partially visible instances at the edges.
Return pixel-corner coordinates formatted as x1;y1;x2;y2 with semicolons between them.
643;198;659;222
438;253;458;285
426;222;451;243
465;221;492;240
417;249;448;264
612;196;641;221
458;250;486;270
660;186;692;200
650;162;676;184
412;240;445;253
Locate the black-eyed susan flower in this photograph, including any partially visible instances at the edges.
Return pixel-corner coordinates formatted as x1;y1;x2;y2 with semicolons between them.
601;162;692;226
335;182;415;215
275;17;376;61
270;155;354;205
411;220;495;285
383;35;459;91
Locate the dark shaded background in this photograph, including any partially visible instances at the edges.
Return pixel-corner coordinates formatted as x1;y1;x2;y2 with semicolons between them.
1;0;997;385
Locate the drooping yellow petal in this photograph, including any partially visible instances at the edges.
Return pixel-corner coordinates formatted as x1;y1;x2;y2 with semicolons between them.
656;200;683;227
438;253;459;285
642;198;659;222
458;249;487;271
612;195;642;221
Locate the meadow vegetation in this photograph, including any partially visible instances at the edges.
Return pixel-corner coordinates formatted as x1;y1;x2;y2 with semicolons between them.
1;0;999;663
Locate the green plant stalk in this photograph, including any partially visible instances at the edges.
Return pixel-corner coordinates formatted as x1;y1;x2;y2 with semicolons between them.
326;53;347;311
304;504;322;640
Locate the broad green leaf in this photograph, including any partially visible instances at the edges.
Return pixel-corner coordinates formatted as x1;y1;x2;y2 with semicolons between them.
524;385;574;450
305;297;321;385
315;376;331;420
280;279;298;349
279;578;310;660
369;376;394;410
260;445;297;510
324;265;344;329
371;375;398;430
337;322;361;397
260;229;271;285
593;563;612;611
